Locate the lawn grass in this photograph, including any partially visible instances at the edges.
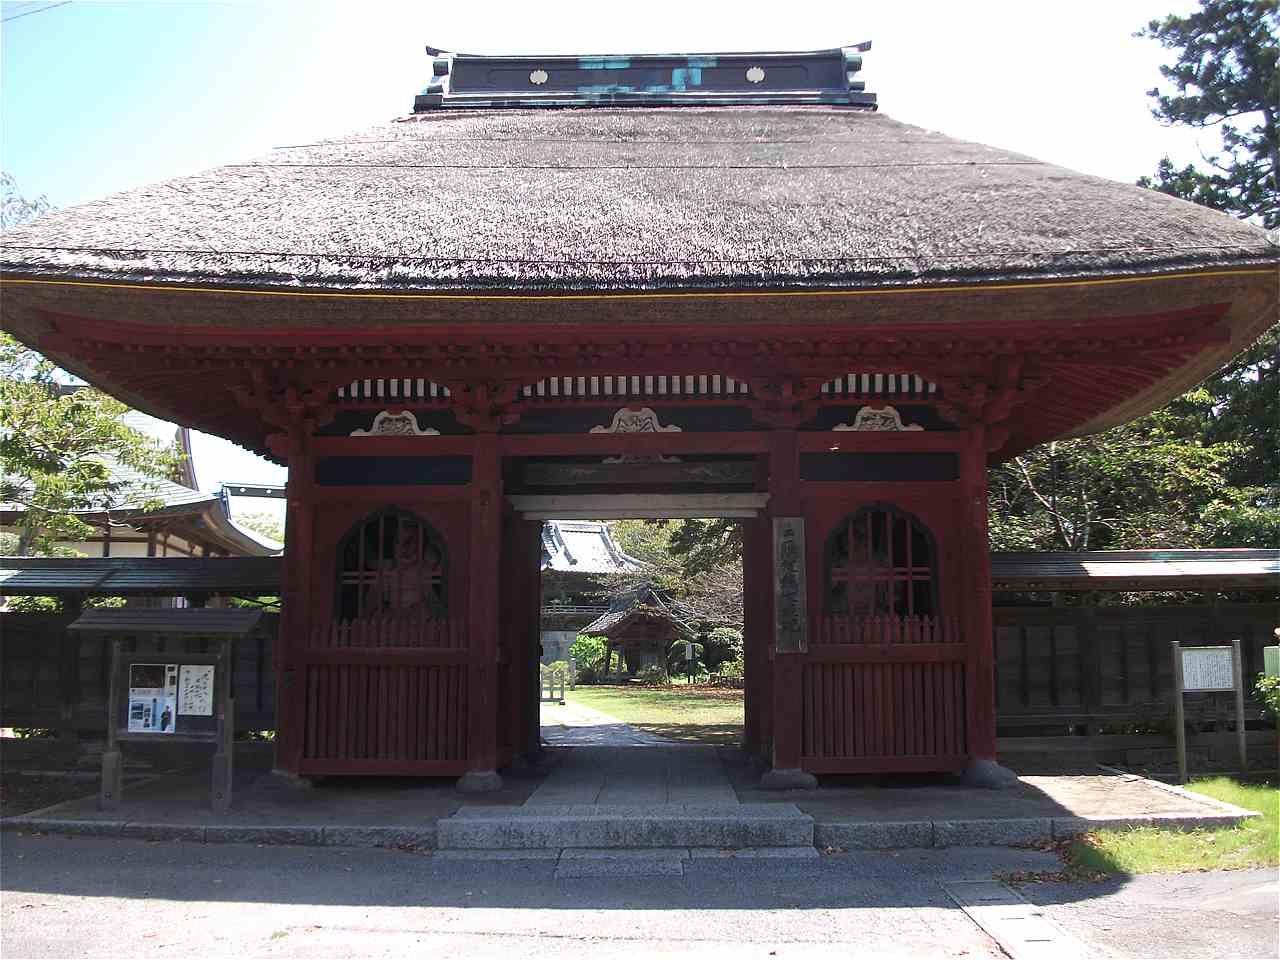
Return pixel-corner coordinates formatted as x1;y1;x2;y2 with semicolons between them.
1068;776;1278;875
566;684;744;745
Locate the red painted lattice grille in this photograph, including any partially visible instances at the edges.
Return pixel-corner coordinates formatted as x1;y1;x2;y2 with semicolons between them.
826;506;937;619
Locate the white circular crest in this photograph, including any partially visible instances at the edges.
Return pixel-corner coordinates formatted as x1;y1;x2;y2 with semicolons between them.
745;66;765;84
529;69;549;85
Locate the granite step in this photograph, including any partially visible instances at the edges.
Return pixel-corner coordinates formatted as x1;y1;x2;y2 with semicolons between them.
437;803;814;851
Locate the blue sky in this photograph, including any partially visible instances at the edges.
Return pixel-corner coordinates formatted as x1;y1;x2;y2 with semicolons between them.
2;0;1210;513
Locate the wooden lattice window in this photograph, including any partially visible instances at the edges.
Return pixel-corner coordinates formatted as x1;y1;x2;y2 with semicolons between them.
336;509;446;620
826;505;937;618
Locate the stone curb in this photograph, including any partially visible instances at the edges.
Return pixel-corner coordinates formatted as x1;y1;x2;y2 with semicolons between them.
815;820;934;850
1;817;437;850
814;808;1257;849
4;808;1254;850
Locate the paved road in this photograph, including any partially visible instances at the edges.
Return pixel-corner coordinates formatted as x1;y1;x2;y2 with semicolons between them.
2;834;1276;959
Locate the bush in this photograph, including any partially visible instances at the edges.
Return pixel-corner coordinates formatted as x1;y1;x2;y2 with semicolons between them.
1256;674;1280;725
570;634;608;682
702;627;743;671
635;664;669;685
707;656;745;689
541;660;571;683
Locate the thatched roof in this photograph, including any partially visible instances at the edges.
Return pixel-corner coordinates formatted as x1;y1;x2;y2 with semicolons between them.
2;107;1275;293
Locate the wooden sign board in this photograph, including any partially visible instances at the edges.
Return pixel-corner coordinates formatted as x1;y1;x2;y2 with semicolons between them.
1171;640;1247;783
1180;646;1235;692
773;517;807;653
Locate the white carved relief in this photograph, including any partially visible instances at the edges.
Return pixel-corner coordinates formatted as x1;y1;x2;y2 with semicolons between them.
833;405;924;433
350;410;441;437
590;407;682;434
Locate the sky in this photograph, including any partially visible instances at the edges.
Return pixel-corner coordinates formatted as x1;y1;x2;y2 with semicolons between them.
1;0;1213;519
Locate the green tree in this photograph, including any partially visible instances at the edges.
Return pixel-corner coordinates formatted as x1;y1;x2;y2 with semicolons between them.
235;510;285;545
1137;0;1278;227
1;171;52;229
608;519;742;627
0;336;179;555
992;4;1280;557
987;391;1272;551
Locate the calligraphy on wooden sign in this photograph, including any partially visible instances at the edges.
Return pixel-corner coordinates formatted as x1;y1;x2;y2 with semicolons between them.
773;517;807;653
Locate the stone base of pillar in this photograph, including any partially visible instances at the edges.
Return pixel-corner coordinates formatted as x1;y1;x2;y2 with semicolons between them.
961;757;1019;790
457;770;504;793
268;768;316;789
760;767;818;790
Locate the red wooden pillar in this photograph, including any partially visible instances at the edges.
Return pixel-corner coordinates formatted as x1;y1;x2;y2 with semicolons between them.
506;516;544;761
741;515;771;760
460;433;504;791
274;429;313;779
960;424;1016;787
762;428;817;789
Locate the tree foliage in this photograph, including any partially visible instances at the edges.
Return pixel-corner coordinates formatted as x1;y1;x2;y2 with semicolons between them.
608;519;743;627
1136;0;1279;226
0;335;180;555
0;279;179;556
992;3;1280;556
1;171;52;230
236;510;285;545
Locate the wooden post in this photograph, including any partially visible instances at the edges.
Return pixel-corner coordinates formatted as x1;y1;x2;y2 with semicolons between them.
58;597;83;745
275;432;313;778
1231;638;1248;772
741;518;761;758
460;433;503;792
522;518;544;760
211;637;235;812
99;639;124;810
1172;640;1188;784
761;428;816;789
958;424;1015;787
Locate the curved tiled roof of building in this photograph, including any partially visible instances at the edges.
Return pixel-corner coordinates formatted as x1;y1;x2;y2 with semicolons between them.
541;520;643;575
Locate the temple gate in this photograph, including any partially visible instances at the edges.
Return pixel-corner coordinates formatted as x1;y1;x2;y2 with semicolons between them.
3;44;1274;791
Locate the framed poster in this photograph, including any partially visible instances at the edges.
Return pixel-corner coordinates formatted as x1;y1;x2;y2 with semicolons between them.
127;663;178;734
178;664;215;716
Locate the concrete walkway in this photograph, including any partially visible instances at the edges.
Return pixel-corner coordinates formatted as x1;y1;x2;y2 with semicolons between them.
539;699;669;746
526;745;738;806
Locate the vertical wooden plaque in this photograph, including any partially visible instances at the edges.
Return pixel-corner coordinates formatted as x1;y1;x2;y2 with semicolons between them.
772;517;807;653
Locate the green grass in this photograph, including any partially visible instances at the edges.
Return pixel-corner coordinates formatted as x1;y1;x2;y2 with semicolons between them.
1068;777;1279;875
566;685;744;745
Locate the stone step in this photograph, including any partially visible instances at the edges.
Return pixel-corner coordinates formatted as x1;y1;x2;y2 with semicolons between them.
438;803;814;851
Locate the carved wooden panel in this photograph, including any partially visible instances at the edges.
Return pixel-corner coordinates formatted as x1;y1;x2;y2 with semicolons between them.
773;517;808;653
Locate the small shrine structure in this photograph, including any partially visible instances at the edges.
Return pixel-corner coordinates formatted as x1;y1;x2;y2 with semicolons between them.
539;520;641;663
582;583;692;678
2;44;1276;790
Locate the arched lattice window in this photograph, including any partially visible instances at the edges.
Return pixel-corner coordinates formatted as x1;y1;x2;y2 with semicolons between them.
336;509;446;620
826;505;937;618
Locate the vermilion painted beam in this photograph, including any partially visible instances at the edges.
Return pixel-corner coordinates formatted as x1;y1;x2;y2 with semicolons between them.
498;432;771;456
798;432;967;453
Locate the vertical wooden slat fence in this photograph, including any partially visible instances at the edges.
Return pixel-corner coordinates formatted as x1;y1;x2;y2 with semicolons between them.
298;616;469;774
802;614;967;772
